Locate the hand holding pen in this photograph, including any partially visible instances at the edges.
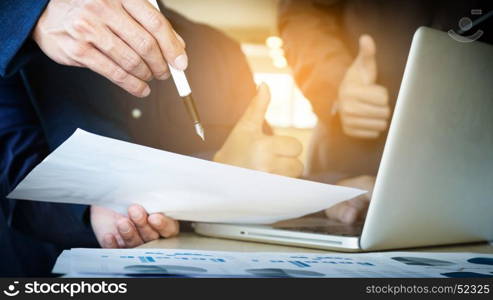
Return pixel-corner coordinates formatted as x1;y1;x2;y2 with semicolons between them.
33;0;187;98
34;0;204;139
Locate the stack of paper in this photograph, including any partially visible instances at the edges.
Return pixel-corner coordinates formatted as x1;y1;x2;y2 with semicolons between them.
53;248;493;278
8;129;365;224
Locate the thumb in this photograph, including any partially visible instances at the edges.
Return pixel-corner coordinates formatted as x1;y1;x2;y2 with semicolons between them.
354;34;377;84
239;82;271;130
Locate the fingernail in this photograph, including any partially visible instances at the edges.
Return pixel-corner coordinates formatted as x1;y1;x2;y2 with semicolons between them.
118;221;131;234
129;209;142;220
174;54;188;70
142;86;151;97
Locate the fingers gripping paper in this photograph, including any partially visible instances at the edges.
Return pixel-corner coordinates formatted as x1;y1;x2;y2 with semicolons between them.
8;129;365;224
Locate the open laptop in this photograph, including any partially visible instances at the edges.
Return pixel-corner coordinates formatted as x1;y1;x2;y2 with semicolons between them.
193;27;493;252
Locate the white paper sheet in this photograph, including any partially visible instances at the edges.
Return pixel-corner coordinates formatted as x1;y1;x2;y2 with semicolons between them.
8;129;364;224
53;248;493;278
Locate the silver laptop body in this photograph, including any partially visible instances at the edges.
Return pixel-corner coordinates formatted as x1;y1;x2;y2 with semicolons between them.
193;27;493;252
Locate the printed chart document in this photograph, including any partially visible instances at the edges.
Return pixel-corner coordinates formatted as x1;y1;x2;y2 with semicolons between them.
8;129;364;224
53;248;493;278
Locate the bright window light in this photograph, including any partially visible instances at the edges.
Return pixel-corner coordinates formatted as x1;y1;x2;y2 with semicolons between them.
254;73;317;129
266;36;283;49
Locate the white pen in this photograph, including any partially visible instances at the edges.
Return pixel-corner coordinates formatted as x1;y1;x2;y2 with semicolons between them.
148;0;205;141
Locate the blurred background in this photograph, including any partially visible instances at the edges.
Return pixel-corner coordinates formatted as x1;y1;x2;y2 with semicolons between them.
165;0;318;163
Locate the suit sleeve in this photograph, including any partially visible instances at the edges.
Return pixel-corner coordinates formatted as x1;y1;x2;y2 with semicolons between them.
0;0;49;77
278;0;353;122
0;210;24;276
0;74;99;248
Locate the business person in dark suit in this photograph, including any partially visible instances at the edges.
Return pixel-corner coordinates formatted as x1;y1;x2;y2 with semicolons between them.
0;0;193;276
278;0;493;223
1;59;184;276
1;0;304;276
0;74;102;276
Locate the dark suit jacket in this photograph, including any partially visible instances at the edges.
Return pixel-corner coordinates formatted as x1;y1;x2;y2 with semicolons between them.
279;0;493;181
0;0;100;276
0;73;98;277
1;5;256;276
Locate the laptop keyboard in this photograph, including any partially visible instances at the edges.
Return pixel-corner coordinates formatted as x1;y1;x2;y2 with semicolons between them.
274;225;363;237
271;215;364;237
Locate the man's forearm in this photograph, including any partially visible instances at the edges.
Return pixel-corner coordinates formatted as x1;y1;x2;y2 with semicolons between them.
278;0;353;120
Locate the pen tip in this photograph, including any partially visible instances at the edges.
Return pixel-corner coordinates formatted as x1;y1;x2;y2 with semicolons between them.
195;123;205;141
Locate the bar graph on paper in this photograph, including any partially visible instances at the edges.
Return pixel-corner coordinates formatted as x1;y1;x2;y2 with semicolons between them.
56;249;493;278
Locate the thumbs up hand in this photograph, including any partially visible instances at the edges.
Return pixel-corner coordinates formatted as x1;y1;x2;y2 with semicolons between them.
337;35;391;139
214;83;304;178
